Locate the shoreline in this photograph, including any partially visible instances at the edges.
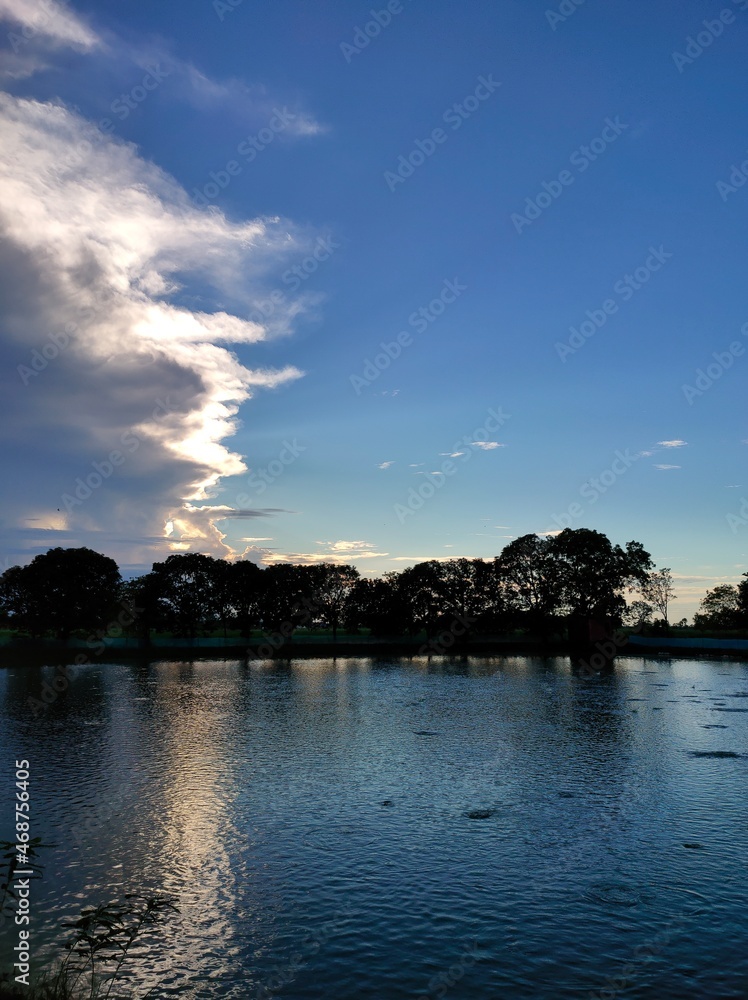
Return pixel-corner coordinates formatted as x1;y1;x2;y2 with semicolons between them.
1;634;748;664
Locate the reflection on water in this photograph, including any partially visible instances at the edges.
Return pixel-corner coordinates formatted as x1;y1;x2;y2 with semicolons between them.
1;655;748;998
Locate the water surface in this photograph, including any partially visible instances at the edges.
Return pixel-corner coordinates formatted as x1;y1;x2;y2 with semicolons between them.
1;655;747;998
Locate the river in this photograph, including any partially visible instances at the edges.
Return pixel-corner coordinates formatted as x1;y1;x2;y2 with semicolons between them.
1;654;747;998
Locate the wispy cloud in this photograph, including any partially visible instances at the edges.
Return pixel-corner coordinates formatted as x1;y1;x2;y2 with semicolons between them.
0;0;100;51
377;461;394;469
657;439;687;448
264;540;388;565
471;441;505;451
654;464;681;470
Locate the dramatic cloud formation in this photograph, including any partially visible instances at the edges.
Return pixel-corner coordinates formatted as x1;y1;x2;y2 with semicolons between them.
0;93;314;566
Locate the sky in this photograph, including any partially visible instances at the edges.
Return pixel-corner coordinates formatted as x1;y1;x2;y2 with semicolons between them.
0;0;747;618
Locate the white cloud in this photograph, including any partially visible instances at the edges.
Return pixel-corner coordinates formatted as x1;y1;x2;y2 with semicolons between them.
389;555;479;563
440;451;465;458
657;439;687;448
471;441;504;450
654;464;681;471
0;94;317;565
0;0;100;51
263;540;388;565
377;461;394;469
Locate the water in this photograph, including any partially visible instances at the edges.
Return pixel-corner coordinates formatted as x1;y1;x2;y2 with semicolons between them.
1;654;747;998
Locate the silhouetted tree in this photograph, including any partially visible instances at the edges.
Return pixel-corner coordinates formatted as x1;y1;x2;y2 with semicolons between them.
693;584;742;630
151;553;222;638
347;574;410;635
121;572;168;642
398;561;446;639
308;563;360;639
495;534;561;631
257;564;316;634
470;558;513;633
737;572;748;628
641;567;676;624
549;528;651;622
0;547;121;638
623;600;653;627
226;560;263;636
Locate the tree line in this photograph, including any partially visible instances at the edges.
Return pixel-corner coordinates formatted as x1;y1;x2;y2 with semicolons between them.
1;528;746;642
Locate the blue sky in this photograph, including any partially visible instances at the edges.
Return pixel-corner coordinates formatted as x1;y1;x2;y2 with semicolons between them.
1;0;747;616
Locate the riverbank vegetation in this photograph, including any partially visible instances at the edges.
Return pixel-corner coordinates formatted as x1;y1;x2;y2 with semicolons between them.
1;529;746;644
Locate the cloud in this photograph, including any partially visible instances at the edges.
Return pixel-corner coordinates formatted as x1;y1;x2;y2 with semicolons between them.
263;540;388;565
157;62;325;136
0;93;317;566
0;1;325;141
377;461;394;469
389;555;480;563
440;451;465;458
657;439;687;448
471;441;505;450
654;464;681;470
0;0;101;51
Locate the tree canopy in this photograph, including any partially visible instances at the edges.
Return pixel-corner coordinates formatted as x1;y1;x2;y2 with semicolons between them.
1;533;745;642
0;547;121;639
